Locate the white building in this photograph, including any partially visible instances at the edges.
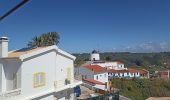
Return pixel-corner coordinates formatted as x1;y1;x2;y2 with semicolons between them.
79;65;108;91
108;69;140;79
0;37;82;100
91;61;126;70
90;50;100;61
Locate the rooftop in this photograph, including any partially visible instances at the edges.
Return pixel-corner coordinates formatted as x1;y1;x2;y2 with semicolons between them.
8;47;47;58
83;79;106;85
84;65;106;73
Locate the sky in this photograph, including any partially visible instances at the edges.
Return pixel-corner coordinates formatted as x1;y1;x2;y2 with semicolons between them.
0;0;170;53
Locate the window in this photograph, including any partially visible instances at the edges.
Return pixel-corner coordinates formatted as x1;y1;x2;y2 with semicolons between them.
96;75;98;80
67;67;71;80
33;72;46;88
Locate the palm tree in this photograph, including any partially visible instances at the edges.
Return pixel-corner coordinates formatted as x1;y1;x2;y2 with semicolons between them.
28;32;60;48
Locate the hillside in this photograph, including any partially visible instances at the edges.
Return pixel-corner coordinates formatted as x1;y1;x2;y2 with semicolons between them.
111;78;170;100
73;52;170;73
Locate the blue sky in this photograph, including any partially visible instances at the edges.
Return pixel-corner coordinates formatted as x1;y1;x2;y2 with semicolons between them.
0;0;170;53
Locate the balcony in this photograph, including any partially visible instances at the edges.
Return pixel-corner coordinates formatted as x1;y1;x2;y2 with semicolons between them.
54;79;82;92
0;88;21;99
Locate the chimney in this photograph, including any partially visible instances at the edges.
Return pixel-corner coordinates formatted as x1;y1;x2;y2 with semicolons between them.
0;37;9;57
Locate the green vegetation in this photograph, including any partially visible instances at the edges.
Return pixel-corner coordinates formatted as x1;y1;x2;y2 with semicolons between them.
111;78;170;100
73;52;170;72
28;32;60;47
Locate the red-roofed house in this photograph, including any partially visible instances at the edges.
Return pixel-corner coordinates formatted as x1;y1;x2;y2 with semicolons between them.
79;65;109;90
91;61;126;70
155;70;169;80
108;68;149;79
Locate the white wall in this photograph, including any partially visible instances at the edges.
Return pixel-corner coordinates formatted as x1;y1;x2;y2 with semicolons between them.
94;72;108;83
91;54;100;61
94;84;106;90
55;53;74;83
1;59;22;91
91;62;126;70
21;50;75;98
21;51;56;97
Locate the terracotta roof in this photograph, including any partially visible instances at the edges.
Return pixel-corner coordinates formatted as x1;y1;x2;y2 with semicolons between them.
128;69;140;73
158;71;169;75
108;68;141;73
8;47;47;58
138;69;148;74
108;69;129;73
83;79;106;85
84;65;106;73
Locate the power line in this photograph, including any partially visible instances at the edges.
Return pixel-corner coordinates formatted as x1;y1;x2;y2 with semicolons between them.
0;0;30;21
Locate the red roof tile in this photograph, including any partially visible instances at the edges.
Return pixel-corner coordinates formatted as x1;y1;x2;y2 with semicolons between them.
84;65;106;73
108;69;128;73
138;69;148;74
83;79;106;85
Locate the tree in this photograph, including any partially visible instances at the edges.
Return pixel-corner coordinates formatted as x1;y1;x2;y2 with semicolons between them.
105;56;111;61
28;32;60;48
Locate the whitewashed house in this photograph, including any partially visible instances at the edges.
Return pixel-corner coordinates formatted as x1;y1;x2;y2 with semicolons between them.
0;37;82;100
108;69;140;79
91;61;126;70
79;65;108;91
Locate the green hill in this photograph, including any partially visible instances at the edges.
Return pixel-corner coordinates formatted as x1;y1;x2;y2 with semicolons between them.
73;52;170;73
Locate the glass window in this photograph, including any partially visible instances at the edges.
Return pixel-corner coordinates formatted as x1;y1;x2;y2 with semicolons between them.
33;72;46;88
96;75;98;80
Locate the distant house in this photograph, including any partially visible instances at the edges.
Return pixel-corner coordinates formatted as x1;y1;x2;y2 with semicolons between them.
108;69;140;78
78;50;150;91
91;61;127;70
155;70;169;80
0;37;82;100
79;65;108;91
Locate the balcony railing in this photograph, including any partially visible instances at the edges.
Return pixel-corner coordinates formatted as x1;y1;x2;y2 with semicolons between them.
0;88;21;99
54;80;65;88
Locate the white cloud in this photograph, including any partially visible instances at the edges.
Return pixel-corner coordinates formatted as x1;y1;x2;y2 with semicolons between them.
122;41;170;53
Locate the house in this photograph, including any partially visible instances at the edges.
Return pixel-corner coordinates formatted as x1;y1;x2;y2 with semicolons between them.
77;50;150;91
0;37;82;100
155;70;169;80
108;69;140;79
91;61;126;70
79;65;109;91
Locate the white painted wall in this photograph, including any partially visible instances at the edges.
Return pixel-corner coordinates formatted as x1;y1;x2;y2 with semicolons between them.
94;84;106;90
91;53;100;61
21;51;56;97
0;46;78;100
0;38;8;57
91;62;126;70
1;59;21;91
55;53;74;84
109;72;140;78
94;73;108;83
